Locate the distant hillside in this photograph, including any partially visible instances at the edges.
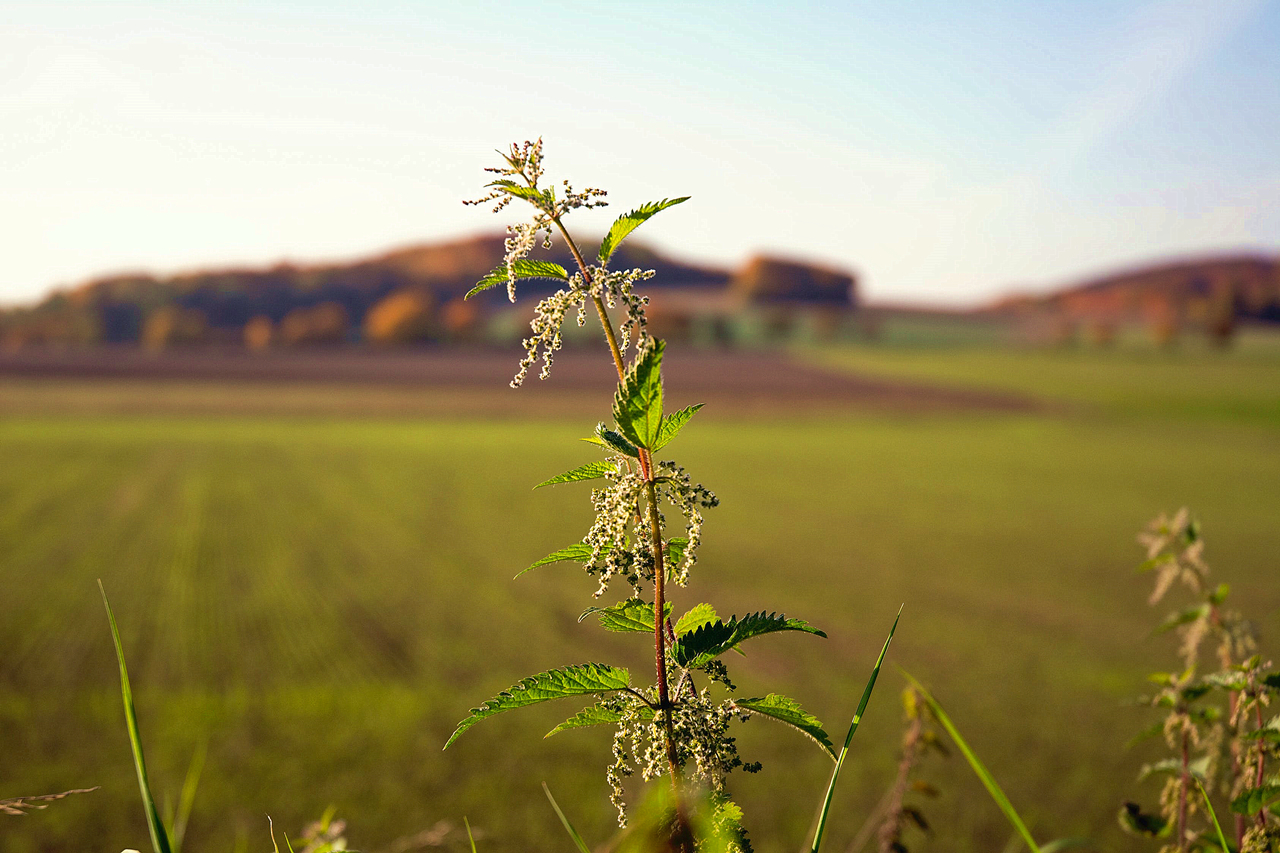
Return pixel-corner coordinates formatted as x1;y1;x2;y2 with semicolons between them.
993;254;1280;321
0;236;856;349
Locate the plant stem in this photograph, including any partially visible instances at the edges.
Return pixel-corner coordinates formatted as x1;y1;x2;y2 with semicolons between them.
550;214;680;783
1256;702;1268;829
1211;604;1247;847
533;186;690;848
1178;729;1190;853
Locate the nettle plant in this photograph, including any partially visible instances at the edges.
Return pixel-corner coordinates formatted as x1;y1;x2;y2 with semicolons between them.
1122;509;1280;853
444;140;849;850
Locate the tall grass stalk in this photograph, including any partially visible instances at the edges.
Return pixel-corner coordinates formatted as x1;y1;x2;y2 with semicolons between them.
99;579;172;853
902;672;1042;853
809;606;902;853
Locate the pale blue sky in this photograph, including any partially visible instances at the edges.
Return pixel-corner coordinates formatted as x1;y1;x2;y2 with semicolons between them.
3;0;1277;305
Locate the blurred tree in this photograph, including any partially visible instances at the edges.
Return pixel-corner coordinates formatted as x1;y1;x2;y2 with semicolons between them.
243;315;275;351
1205;281;1238;348
280;302;349;346
364;290;434;344
141;306;208;350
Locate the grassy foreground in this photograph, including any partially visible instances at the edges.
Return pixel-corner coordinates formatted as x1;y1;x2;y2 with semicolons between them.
2;341;1279;852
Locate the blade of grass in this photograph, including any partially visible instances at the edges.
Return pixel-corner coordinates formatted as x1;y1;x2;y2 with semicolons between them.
99;580;172;853
171;741;206;853
902;672;1040;853
544;782;593;853
1195;778;1231;853
268;817;296;853
809;605;902;853
465;816;478;853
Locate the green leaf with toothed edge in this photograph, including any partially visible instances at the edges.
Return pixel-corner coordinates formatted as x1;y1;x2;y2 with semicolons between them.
584;424;639;458
1153;603;1209;635
1232;784;1280;816
672;611;826;669
613;341;665;450
666;536;688;569
597;197;690;264
675;603;718;637
444;663;632;749
534;460;617;489
466;259;569;299
485;179;555;209
654;403;703;451
516;542;607;579
518;537;686;580
733;694;835;758
546;702;654;737
583;599;672;634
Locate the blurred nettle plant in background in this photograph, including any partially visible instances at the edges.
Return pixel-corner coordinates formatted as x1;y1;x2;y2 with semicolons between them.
1122;509;1280;853
448;139;873;852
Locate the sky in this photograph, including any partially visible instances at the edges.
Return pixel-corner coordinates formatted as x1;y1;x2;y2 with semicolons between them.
3;0;1278;307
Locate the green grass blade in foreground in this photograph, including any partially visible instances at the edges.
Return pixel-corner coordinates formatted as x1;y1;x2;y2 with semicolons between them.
465;816;478;853
171;741;206;853
99;580;173;853
902;672;1041;853
809;605;901;853
543;782;593;853
1196;779;1231;853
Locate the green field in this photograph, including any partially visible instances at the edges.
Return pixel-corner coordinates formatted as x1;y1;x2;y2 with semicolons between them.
3;339;1279;853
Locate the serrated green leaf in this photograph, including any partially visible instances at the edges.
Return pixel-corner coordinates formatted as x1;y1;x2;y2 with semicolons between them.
535;460;617;489
597;197;690;265
613;341;665;450
546;704;623;737
673;611;826;669
666;537;688;568
1154;604;1209;635
585;424;639;458
445;663;631;749
1125;721;1167;748
653;404;703;452
516;542;607;579
734;694;835;758
1136;555;1173;574
1242;715;1280;742
1231;784;1280;816
1138;758;1184;782
593;599;671;634
546;702;654;737
486;180;555;209
1202;670;1249;691
466;259;570;299
1140;755;1211;784
675;603;718;637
